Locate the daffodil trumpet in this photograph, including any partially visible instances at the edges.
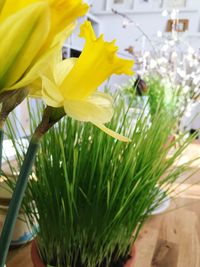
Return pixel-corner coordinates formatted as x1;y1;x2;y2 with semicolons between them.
0;106;65;267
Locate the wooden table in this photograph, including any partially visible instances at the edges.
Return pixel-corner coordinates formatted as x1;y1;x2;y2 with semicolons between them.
6;142;200;267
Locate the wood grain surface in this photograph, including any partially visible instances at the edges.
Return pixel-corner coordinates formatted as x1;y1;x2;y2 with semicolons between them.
6;142;200;267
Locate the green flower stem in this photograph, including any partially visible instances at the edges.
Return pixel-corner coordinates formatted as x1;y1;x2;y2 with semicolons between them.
0;137;40;267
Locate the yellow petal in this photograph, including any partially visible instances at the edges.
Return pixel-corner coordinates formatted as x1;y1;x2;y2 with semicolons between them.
49;22;76;50
0;0;39;21
60;21;134;100
53;58;77;85
7;23;75;91
28;45;76;99
0;0;88;49
47;0;89;41
50;0;89;28
63;92;114;123
28;79;42;98
92;122;131;143
0;0;5;13
0;2;50;89
42;76;64;107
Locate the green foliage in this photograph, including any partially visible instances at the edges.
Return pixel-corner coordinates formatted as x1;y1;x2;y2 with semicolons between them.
148;77;169;116
4;95;194;267
122;75;181;117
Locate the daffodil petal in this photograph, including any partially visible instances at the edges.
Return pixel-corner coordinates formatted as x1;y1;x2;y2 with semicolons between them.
92;122;131;143
28;56;77;98
0;2;50;89
42;76;64;107
54;58;77;85
79;19;96;41
0;0;5;13
0;0;38;21
46;0;89;48
28;78;42;98
50;22;76;49
28;41;76;99
8;24;75;91
63;92;114;123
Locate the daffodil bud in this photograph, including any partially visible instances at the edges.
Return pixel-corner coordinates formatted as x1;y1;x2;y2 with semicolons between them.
134;75;148;96
0;2;50;90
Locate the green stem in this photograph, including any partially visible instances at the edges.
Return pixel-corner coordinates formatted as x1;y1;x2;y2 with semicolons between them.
0;106;65;267
0;138;40;267
0;128;4;172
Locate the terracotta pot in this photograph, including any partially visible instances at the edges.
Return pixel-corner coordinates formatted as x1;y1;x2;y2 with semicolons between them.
124;246;136;267
31;241;45;267
31;241;136;267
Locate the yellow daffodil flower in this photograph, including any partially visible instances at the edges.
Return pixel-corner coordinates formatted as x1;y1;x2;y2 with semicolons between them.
41;21;134;142
0;0;88;92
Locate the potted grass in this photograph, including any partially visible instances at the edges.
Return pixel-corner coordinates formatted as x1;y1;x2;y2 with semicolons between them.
4;94;194;267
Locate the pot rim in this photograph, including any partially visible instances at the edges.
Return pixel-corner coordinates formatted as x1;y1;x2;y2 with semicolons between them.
31;240;136;267
31;240;45;267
